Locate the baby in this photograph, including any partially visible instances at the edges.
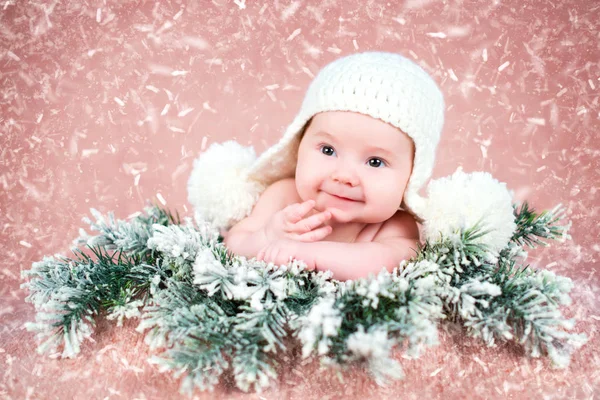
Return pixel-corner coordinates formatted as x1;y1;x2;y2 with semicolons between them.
193;52;445;281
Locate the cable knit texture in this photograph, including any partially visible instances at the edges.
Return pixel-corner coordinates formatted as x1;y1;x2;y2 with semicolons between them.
188;51;445;230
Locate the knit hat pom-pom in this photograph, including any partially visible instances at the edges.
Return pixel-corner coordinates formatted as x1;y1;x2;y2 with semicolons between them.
421;167;517;258
187;141;266;231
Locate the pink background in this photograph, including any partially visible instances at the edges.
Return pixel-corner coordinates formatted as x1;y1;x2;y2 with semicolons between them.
1;0;598;398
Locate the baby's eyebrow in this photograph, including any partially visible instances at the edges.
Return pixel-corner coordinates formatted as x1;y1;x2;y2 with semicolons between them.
313;131;336;140
314;130;396;159
366;145;395;159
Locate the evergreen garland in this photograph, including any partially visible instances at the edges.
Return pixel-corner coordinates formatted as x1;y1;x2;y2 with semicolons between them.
21;201;587;394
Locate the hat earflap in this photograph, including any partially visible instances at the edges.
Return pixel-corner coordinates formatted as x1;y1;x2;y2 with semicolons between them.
187;141;266;232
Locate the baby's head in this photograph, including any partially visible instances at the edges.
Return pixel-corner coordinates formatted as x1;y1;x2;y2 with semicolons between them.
188;52;445;230
248;51;444;224
295;111;415;224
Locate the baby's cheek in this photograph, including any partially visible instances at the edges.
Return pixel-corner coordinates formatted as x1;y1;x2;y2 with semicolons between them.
294;176;313;201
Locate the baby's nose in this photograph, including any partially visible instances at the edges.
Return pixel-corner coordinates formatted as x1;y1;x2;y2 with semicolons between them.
331;168;359;186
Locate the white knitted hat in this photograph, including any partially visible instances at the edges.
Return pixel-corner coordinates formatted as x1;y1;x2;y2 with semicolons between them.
188;51;445;231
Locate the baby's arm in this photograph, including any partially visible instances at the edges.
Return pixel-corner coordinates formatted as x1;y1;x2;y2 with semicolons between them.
305;239;419;281
223;179;294;259
306;212;421;281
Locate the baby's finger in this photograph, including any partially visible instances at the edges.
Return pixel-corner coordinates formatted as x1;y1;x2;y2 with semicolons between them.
257;247;265;261
260;247;271;263
293;210;331;233
285;200;316;223
295;224;332;242
270;247;281;265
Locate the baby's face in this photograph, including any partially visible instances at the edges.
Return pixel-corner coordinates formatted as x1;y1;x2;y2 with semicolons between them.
295;111;414;224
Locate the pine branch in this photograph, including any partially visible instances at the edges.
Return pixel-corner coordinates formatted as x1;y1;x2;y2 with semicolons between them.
229;343;279;393
141;278;288;393
424;210;587;369
21;202;587;394
138;279;224;350
150;342;230;394
233;303;291;354
292;260;445;386
508;202;571;250
488;258;588;367
21;245;158;357
74;203;179;258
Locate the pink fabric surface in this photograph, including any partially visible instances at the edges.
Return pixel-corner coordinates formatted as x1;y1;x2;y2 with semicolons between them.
1;1;598;399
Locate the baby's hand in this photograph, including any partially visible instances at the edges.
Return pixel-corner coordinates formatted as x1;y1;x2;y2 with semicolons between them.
257;238;317;271
263;200;332;242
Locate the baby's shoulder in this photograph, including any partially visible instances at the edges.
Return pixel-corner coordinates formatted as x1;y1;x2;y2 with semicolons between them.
372;210;420;242
265;177;301;206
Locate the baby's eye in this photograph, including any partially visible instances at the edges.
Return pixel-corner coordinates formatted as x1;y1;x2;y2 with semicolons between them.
319;145;386;168
320;145;335;156
368;158;386;168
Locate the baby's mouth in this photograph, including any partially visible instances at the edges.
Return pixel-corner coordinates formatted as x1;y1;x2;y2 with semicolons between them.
328;192;359;202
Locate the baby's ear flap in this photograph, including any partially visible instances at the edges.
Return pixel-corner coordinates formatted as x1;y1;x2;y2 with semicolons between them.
187;140;266;232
